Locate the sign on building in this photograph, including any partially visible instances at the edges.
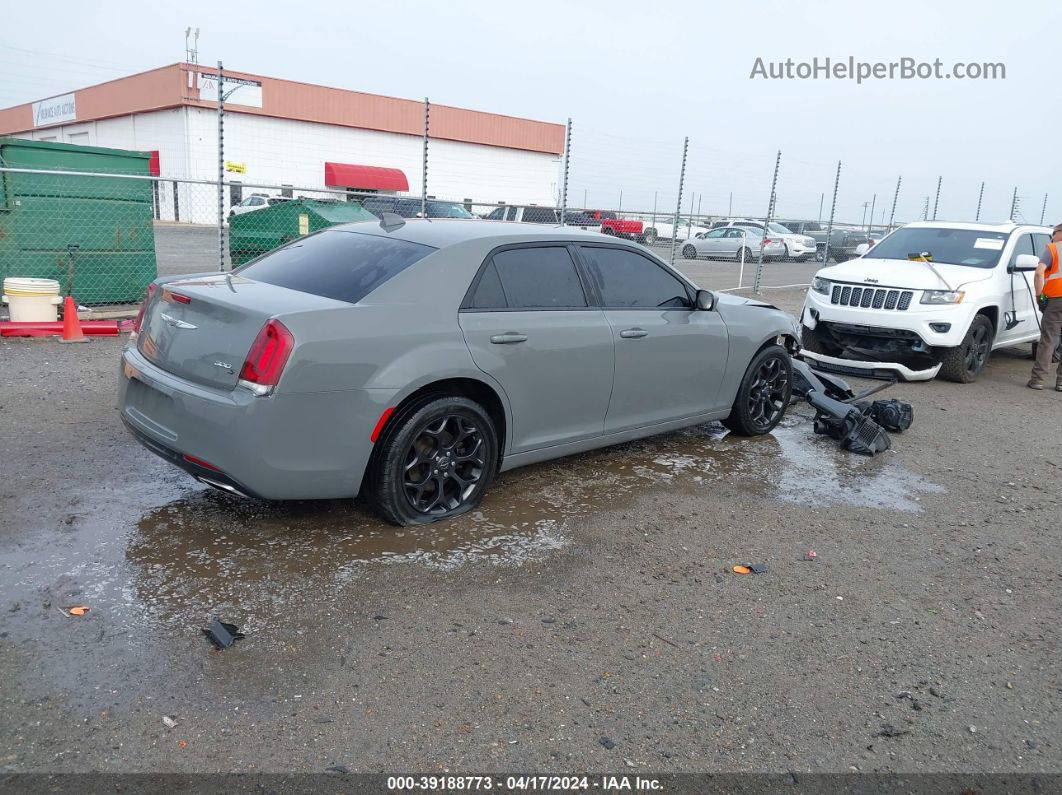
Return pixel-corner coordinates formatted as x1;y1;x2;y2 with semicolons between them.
32;93;76;127
225;161;247;173
195;72;263;108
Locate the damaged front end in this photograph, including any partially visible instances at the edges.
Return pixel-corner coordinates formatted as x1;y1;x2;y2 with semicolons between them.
801;320;942;381
791;356;914;456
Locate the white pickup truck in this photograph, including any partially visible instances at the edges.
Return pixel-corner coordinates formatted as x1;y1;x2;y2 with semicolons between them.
800;221;1050;382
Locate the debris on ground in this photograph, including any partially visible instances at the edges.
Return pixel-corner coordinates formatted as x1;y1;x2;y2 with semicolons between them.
202;617;245;649
732;563;767;575
59;605;90;617
162;716;177;729
704;421;730;441
599;736;616;750
804;550;817;561
872;724;910;738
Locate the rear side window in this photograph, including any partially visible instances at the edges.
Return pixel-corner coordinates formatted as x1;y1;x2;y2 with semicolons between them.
469;261;507;309
491;246;587;309
237;230;434;304
579;246;691;308
523;207;559;224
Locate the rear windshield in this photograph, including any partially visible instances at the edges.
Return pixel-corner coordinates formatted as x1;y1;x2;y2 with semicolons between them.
236;230;435;303
868;227;1008;268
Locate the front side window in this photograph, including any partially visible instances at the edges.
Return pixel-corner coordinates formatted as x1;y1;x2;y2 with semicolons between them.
1008;233;1036;267
490;246;587;309
579;246;691;309
704;228;728;239
237;230;435;304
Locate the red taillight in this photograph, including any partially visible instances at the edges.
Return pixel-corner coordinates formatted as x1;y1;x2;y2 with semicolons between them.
162;289;191;304
238;319;294;396
132;283;157;335
183;453;221;472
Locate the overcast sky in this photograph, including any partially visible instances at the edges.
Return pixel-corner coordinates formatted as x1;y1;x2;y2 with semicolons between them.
0;0;1055;223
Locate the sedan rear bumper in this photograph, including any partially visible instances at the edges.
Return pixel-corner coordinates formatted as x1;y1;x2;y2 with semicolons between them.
119;347;395;500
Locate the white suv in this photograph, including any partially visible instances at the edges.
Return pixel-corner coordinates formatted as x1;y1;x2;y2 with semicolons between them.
800;221;1049;382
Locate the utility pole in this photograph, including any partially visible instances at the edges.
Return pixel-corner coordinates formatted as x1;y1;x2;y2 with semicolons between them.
559;118;571;225
975;181;985;222
618;190;623;213
867;193;876;232
818;192;824;223
668;137;689;265
860;201;871;228
888;176;901;231
753;150;782;293
216;61;225;272
728;191;733;216
922;196;930;221
421;98;430;218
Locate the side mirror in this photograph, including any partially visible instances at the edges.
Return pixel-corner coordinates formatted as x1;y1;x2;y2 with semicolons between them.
854;243;870;256
1009;253;1040;273
695;289;716;311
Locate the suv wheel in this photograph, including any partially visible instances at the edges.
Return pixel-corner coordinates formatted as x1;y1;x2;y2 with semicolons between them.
366;396;499;526
723;346;792;436
939;314;994;383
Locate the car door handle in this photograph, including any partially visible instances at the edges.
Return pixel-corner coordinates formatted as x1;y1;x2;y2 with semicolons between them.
490;332;528;344
619;328;649;339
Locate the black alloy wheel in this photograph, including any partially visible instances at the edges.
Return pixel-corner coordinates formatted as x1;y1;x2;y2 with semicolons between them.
403;415;486;515
723;346;792;436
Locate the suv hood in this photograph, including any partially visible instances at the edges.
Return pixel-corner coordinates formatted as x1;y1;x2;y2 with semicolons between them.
818;257;995;291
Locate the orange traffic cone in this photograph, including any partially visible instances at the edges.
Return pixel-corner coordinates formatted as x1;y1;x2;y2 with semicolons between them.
58;295;89;343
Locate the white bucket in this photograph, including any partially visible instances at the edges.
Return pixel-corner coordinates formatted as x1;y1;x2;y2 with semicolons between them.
2;278;64;322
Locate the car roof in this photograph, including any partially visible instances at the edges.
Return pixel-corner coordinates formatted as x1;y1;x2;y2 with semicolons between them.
902;220;1051;234
330;218;620;248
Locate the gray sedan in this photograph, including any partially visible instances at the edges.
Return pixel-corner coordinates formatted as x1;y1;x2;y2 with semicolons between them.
120;220;799;525
680;227;785;261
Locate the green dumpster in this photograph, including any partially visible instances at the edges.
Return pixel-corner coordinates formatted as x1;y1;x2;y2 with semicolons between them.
228;198;376;266
0;138;158;304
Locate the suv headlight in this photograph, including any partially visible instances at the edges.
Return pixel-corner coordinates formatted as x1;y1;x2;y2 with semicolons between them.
811;276;832;295
920;290;965;305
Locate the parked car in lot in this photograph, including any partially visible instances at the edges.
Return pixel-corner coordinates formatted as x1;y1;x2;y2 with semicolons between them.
680;226;785;261
801;221;1050;382
229;194;291;217
564;210;645;240
717;219;817;261
120;220;800;525
776;220;870;262
360;196;475;219
640;217;711;246
481;205;560;224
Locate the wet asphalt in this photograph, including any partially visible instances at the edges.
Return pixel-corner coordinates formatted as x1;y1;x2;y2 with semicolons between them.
1;288;1059;774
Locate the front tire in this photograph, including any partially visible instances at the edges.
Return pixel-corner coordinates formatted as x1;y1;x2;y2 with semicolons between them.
366;396;499;526
682;244;698;260
723;346;792;436
939;314;994;383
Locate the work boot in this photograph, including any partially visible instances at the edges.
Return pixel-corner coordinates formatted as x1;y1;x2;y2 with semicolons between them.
1027;380;1044;390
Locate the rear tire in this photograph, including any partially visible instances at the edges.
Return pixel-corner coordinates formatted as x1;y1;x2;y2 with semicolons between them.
642;228;658;246
723;346;792;436
939;314;994;383
682;244;698;260
365;396;499;526
736;247;753;262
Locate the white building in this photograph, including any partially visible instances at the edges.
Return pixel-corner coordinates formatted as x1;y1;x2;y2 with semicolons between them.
0;63;565;223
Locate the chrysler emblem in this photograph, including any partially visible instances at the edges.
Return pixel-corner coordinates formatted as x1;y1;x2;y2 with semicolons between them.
159;312;197;329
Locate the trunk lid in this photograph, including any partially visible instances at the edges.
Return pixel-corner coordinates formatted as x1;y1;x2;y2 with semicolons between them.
137;274;343;390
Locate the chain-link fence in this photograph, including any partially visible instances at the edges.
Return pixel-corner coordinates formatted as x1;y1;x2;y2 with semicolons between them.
1;99;1052;309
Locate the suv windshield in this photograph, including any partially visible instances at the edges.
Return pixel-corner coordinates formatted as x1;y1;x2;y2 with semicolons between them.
868;227;1008;268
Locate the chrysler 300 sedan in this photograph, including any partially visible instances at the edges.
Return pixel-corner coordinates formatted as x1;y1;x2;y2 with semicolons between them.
119;219;799;525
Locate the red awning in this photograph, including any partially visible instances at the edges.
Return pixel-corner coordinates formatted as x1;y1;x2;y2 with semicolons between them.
324;162;409;191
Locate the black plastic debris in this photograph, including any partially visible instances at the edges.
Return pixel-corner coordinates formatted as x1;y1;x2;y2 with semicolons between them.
809;391;891;455
863;399;913;432
202;617;245;649
872;724;910;739
599;736;616;750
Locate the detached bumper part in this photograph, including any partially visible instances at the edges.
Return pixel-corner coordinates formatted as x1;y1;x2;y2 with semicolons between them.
808;391;891;456
799;349;941;382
